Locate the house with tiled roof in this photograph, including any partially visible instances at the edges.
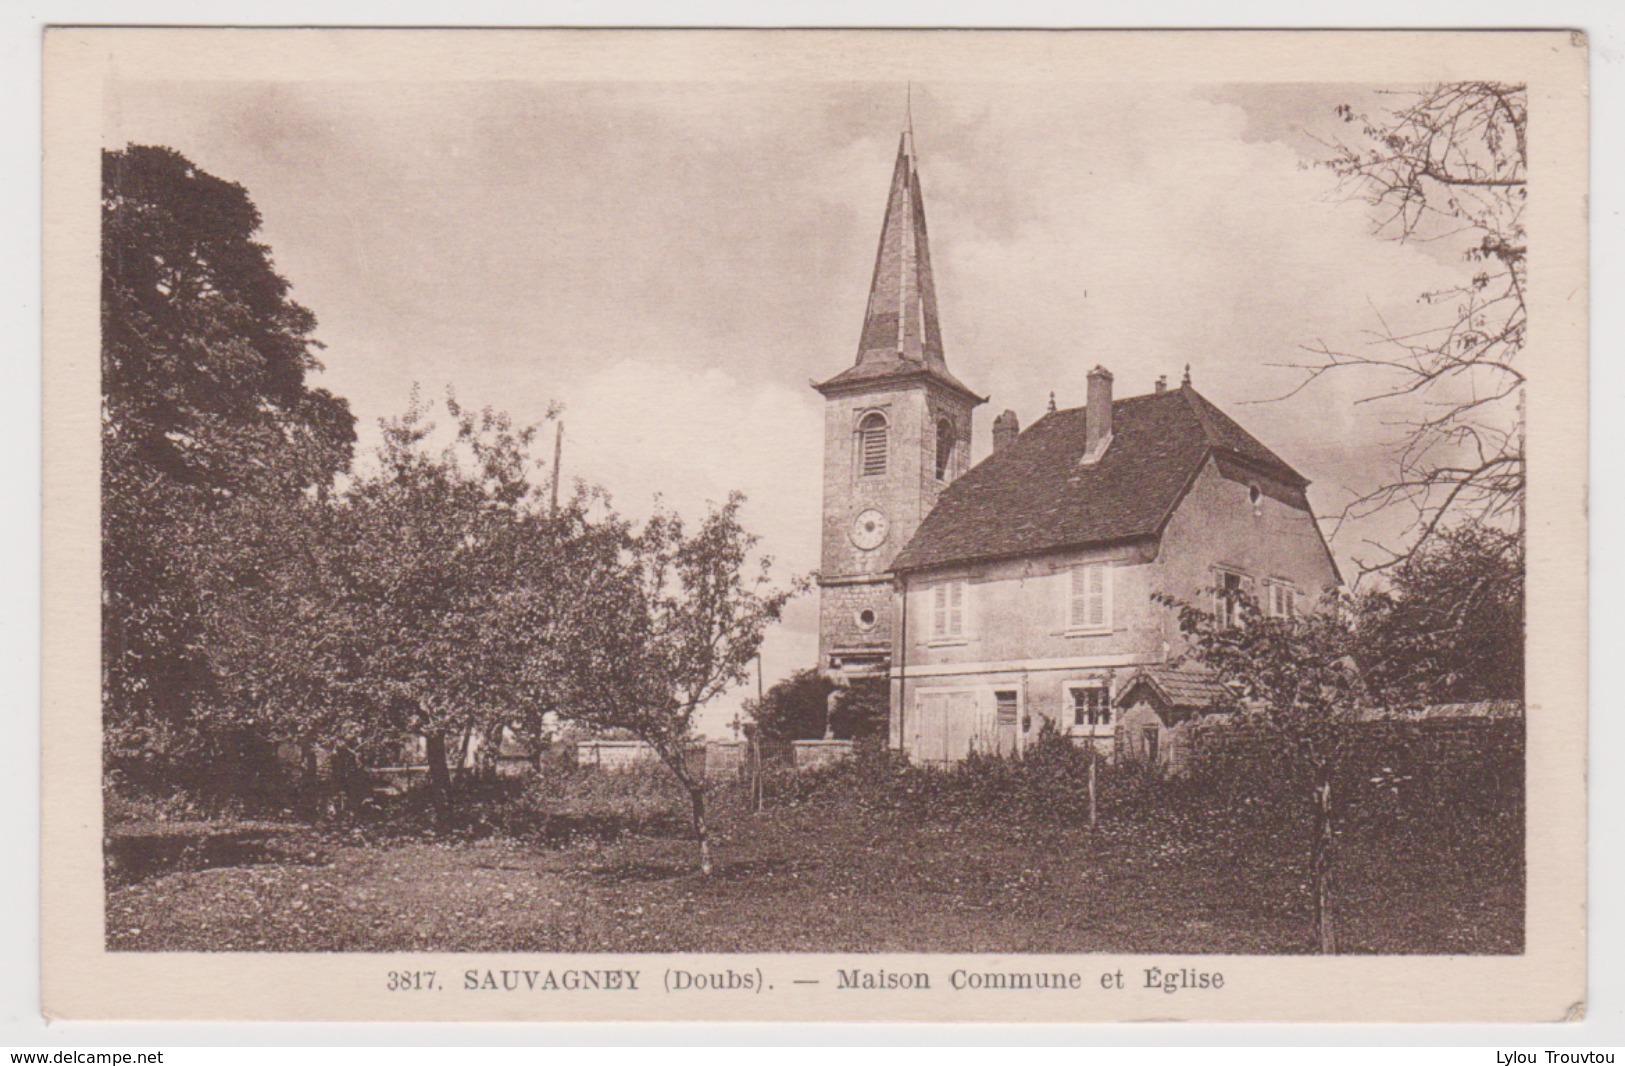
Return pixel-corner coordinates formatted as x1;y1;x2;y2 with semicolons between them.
814;127;1340;766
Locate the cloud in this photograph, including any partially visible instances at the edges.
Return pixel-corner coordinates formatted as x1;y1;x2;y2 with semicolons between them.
561;358;825;736
107;76;1488;724
907;83;1471;557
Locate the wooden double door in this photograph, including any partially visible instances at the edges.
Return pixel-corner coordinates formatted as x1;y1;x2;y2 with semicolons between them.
911;688;1021;764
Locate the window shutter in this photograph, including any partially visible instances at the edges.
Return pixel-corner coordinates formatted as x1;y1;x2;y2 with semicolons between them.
1269;582;1296;618
948;581;964;636
1071;565;1108;629
932;584;948;637
1216;570;1246;627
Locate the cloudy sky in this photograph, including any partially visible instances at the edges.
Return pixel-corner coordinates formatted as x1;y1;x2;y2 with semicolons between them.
106;77;1467;736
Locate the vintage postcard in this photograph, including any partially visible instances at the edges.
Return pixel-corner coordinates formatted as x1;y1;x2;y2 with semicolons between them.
42;28;1588;1022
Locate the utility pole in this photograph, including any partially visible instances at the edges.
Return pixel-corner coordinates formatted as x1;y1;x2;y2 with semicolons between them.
751;655;767;813
1088;745;1098;828
549;421;564;519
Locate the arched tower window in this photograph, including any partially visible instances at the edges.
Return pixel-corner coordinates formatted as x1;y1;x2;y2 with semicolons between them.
935;418;955;480
858;412;888;477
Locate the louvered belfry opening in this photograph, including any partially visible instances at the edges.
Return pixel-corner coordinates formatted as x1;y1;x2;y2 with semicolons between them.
812;116;986;697
935;418;954;480
859;412;888;476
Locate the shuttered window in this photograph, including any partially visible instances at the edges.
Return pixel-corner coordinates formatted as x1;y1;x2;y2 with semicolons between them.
931;579;966;639
1068;563;1111;631
858;412;888;477
1266;581;1297;619
1214;570;1255;627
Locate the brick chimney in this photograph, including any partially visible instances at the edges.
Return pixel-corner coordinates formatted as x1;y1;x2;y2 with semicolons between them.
1085;366;1114;458
992;409;1020;453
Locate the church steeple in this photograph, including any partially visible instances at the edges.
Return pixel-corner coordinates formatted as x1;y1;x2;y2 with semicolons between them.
811;114;984;679
856;129;944;367
816;121;981;406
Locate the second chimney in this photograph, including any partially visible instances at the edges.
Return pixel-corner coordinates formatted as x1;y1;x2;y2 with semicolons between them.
992;409;1020;453
1086;366;1114;456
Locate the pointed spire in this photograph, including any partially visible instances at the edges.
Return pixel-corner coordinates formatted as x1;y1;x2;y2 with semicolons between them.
855;121;944;367
815;107;983;409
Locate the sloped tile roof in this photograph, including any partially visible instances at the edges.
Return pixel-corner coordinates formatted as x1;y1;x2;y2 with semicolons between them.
890;385;1309;572
856;132;943;364
815;356;984;405
1116;663;1230;712
815;132;985;408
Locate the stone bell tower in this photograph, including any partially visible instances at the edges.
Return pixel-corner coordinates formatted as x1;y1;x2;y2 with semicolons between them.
813;124;984;682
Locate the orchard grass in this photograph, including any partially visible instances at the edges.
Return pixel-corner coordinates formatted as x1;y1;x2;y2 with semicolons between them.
106;755;1522;955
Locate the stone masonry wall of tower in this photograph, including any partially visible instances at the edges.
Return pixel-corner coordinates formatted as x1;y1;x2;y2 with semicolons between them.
812;127;983;676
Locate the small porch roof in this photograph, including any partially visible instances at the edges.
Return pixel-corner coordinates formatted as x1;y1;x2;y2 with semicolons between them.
1116;663;1230;713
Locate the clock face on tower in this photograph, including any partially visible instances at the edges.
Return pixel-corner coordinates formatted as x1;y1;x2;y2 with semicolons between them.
849;508;889;551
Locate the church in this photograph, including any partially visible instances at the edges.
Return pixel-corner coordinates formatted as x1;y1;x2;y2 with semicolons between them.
813;127;1342;766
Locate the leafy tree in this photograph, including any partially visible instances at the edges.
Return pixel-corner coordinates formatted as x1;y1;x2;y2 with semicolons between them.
746;670;886;741
1356;523;1523;705
745;668;835;741
1161;588;1367;953
546;494;805;875
834;678;891;740
1165;552;1521;953
1295;83;1526;573
336;392;565;829
194;388;642;824
482;482;635;773
102;144;355;771
193;483;366;814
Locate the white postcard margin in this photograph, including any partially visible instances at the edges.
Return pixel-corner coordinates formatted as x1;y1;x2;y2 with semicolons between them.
41;27;1590;1023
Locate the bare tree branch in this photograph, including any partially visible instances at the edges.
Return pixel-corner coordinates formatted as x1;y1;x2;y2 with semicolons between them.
1300;83;1526;574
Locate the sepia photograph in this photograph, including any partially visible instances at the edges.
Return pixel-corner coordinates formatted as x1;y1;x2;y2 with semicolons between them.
40;27;1589;1023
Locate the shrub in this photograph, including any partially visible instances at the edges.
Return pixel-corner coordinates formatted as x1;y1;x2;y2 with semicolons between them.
105;725;302;819
772;722;1144;831
1180;719;1524;820
475;761;691;844
103;776;224;826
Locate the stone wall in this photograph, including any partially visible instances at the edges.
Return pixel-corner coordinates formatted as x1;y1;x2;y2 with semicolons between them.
818;578;894;658
792;739;855;769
